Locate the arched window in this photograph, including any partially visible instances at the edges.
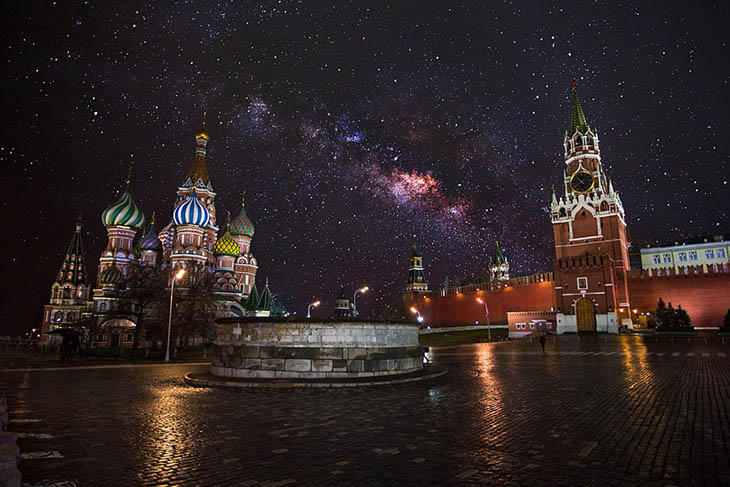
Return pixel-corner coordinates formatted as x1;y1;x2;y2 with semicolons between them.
99;302;108;312
67;312;75;322
63;287;71;299
52;288;58;299
54;311;63;322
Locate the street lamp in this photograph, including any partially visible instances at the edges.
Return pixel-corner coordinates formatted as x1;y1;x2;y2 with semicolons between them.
353;286;369;317
410;307;424;324
476;297;490;339
165;268;186;362
307;300;321;318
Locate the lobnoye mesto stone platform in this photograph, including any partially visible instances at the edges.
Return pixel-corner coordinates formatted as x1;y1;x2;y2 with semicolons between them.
212;318;423;379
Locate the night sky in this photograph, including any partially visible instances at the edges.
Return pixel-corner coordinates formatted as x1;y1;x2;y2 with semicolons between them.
4;2;729;335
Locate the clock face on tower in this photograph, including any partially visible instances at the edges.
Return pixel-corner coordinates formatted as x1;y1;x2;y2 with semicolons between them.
569;170;594;194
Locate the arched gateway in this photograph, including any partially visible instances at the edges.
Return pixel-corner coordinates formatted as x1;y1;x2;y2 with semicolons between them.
575;298;596;332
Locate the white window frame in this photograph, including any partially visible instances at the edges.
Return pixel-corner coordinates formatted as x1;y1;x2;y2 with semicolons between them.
678;252;687;262
688;251;698;261
577;277;588;290
663;253;671;264
717;248;726;259
706;249;715;259
652;255;661;264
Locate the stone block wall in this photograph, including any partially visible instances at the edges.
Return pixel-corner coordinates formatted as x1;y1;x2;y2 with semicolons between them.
212;319;423;379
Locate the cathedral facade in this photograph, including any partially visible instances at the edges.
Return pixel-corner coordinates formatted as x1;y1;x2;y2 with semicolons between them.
41;118;275;346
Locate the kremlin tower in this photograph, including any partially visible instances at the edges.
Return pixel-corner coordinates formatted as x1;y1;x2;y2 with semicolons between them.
551;81;629;333
489;242;510;283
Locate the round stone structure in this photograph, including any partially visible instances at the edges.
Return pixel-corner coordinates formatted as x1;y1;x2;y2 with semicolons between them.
211;318;423;380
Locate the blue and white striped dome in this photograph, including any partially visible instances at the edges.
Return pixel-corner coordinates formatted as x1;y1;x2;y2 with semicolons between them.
173;191;210;227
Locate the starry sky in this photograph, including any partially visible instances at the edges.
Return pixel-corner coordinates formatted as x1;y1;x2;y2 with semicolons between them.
4;1;729;334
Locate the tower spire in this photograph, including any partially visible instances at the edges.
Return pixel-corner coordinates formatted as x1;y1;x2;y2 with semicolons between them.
569;80;591;135
125;164;133;190
187;114;211;186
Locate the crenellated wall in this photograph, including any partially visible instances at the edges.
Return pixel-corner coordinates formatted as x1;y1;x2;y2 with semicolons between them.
626;266;730;326
405;273;556;326
405;266;730;329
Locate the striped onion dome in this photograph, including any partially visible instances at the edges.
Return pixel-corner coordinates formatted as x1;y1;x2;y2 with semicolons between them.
173;190;210;227
99;264;124;285
213;230;240;257
139;227;162;251
102;190;145;229
229;195;254;237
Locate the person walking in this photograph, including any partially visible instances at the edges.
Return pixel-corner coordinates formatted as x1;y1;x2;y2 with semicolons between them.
539;334;547;353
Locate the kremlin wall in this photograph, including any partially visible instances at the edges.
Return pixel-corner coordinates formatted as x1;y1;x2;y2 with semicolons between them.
404;266;730;331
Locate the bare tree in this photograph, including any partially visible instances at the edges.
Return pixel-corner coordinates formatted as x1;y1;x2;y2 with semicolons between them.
171;262;216;347
120;262;169;348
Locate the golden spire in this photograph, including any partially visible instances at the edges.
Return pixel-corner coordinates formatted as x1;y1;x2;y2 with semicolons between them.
125;164;133;190
195;112;209;140
241;190;246;207
150;211;156;227
226;210;231;227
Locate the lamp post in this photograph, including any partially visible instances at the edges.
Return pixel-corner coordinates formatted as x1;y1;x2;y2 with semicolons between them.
353;286;369;317
476;297;490;339
307;300;321;318
410;307;424;325
165;268;186;362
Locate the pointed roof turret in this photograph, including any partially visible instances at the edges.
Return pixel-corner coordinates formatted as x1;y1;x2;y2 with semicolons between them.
493;241;507;265
411;244;421;257
569;80;591;135
551;186;558;205
56;215;87;285
257;278;272;311
244;282;260;311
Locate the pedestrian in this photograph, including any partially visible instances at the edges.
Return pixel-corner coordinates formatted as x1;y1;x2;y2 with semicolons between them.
422;346;430;364
539;334;546;353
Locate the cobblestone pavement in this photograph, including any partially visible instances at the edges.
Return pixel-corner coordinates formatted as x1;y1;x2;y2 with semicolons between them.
2;335;729;486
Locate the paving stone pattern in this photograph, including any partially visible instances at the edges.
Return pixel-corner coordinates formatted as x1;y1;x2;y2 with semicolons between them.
2;335;730;486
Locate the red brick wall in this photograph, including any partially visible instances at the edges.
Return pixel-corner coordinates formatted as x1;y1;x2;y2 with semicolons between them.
628;270;730;326
410;280;556;327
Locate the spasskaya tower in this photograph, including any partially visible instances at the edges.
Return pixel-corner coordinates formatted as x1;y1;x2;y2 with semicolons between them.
550;81;631;333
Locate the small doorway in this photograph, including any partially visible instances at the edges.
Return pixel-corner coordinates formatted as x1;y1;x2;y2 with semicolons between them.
575;298;596;332
110;332;120;347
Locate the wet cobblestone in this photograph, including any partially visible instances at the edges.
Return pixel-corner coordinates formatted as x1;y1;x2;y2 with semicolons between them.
3;335;729;486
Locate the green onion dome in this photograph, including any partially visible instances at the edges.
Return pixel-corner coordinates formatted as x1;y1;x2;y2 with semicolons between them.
102;189;145;229
213;230;240;257
99;264;124;285
229;193;254;237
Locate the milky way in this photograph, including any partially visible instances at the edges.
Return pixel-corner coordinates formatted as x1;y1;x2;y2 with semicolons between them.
4;2;729;333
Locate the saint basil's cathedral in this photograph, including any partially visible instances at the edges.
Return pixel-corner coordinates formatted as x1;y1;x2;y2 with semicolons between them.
41;117;277;347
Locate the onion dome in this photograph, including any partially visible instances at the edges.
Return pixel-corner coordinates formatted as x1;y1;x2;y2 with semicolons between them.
102;189;145;229
213;229;240;257
139;212;162;251
99;263;124;285
229;191;255;237
173;190;210;227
